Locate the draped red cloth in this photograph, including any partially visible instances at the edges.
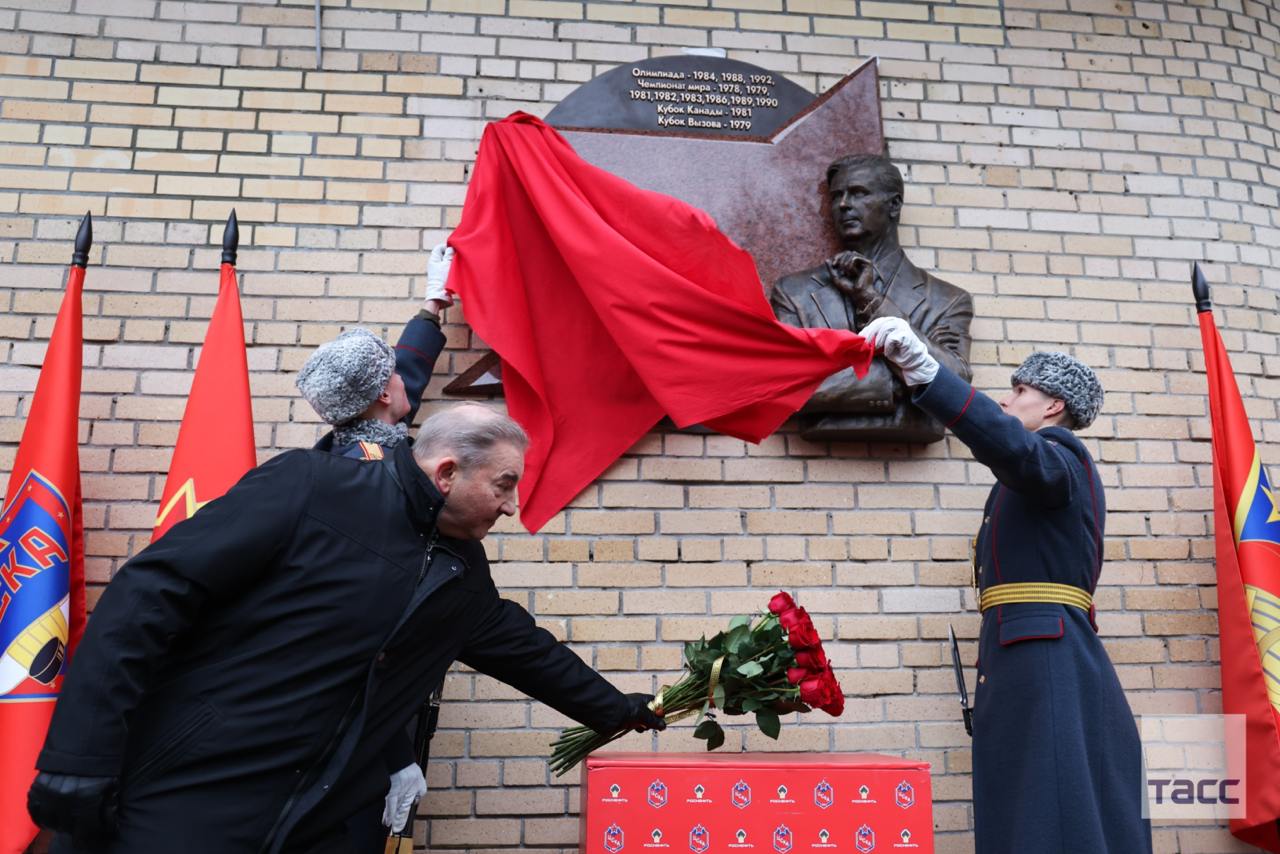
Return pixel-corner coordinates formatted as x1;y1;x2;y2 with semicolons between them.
449;113;873;532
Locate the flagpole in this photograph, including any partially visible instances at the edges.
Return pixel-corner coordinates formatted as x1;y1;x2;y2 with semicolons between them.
222;209;238;266
1191;262;1211;313
72;212;91;270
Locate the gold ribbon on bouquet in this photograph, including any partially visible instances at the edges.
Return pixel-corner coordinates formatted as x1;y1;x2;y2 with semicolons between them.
648;655;726;725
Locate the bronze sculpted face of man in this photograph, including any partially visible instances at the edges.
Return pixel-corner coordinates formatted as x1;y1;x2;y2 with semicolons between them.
820;157;905;323
770;153;975;443
830;157;902;248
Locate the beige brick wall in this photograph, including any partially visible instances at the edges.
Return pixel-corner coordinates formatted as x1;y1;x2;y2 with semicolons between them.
1;1;1275;852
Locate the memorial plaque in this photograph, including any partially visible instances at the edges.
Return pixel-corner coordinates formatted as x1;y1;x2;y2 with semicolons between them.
551;56;883;294
546;55;816;139
448;57;885;398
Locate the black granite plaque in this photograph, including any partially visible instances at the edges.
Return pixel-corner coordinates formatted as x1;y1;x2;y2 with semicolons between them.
546;55;815;138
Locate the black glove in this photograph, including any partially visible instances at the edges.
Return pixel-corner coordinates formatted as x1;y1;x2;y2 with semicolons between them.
620;693;666;732
28;771;119;844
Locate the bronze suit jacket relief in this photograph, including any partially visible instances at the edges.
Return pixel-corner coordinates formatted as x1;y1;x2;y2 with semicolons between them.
771;250;974;443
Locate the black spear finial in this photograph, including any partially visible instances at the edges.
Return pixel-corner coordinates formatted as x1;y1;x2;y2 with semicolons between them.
71;211;92;268
221;209;239;265
1191;262;1211;313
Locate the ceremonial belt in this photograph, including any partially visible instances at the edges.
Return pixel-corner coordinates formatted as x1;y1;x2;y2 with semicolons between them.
979;582;1092;613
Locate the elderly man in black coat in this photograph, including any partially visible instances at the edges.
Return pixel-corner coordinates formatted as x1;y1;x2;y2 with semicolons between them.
27;404;663;854
861;315;1151;854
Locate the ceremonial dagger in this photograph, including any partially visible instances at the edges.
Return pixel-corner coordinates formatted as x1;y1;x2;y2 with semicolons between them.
948;624;973;737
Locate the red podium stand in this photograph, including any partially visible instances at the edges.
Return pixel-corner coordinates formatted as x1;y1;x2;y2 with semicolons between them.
580;752;933;853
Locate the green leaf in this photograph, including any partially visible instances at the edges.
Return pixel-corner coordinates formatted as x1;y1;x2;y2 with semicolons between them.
712;683;726;710
693;719;725;751
740;697;763;713
729;614;751;631
736;660;764;678
725;625;750;654
755;710;781;739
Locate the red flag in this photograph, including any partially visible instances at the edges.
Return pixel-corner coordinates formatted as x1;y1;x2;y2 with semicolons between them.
1199;289;1280;852
153;261;256;540
448;113;873;532
0;263;85;854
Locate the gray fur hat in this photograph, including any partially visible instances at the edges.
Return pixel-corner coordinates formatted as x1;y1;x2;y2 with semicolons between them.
296;328;395;425
1011;351;1104;429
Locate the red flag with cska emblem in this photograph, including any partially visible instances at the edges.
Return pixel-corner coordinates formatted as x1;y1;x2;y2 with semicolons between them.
1196;264;1280;852
0;217;88;854
154;219;256;541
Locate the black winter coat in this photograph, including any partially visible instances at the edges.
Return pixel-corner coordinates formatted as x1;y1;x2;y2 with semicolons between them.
37;442;630;853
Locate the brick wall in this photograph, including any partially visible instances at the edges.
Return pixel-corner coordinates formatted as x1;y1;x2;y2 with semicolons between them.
1;0;1276;851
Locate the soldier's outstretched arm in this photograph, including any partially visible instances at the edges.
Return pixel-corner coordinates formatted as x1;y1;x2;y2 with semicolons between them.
388;242;453;427
394;314;445;426
869;289;973;381
862;317;1074;505
911;364;1074;506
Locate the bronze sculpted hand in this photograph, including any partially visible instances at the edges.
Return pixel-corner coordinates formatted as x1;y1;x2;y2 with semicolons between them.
825;251;878;314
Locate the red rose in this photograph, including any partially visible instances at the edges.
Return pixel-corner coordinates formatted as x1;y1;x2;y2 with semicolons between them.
768;591;797;615
786;620;822;651
819;664;845;716
821;689;845;717
778;605;812;632
787;667;807;685
794;648;827;672
798;674;827;707
798;664;844;714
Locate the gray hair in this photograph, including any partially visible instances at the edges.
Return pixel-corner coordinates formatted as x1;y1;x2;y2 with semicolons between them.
412;403;529;468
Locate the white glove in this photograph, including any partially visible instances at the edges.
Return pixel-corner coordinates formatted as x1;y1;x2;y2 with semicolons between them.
859;316;939;386
425;243;455;307
382;763;427;833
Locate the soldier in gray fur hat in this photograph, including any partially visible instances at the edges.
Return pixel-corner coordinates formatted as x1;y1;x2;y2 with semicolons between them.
1008;350;1104;430
296;327;406;446
296;243;454;463
861;316;1150;854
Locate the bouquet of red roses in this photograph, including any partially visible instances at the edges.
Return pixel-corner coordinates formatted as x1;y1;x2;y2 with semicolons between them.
548;591;843;775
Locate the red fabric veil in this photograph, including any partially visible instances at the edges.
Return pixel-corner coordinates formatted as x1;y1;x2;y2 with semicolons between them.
449;113;872;532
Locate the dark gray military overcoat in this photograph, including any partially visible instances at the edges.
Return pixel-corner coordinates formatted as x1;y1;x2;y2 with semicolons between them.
913;365;1152;854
